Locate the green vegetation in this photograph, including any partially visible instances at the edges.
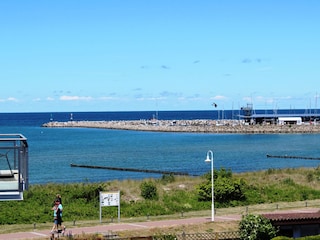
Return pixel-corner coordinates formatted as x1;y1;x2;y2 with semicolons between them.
239;214;277;240
197;168;246;206
1;167;320;225
140;180;159;200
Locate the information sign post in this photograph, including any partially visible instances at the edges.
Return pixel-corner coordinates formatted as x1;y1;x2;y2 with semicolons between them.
99;191;120;223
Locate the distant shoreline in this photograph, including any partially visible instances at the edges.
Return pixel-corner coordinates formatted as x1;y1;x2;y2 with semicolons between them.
42;120;320;134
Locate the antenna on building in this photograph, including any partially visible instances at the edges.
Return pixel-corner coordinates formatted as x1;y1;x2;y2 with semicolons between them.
315;92;318;115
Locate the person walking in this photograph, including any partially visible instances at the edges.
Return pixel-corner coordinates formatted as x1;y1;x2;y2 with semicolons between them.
50;199;60;237
56;194;66;235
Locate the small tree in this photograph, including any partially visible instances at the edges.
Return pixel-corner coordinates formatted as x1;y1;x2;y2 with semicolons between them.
239;214;278;240
197;168;246;203
140;181;158;200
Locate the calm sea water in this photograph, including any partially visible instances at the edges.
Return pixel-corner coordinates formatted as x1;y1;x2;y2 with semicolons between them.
1;110;320;185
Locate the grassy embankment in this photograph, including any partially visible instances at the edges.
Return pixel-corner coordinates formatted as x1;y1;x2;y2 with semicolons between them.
1;167;320;238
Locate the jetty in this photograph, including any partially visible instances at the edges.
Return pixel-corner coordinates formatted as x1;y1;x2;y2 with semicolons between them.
70;163;191;176
42;120;320;134
266;154;320;160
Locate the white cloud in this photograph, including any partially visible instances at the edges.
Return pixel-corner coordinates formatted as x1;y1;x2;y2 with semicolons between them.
60;96;93;101
136;96;167;101
99;96;119;100
0;97;18;102
211;95;228;100
242;96;253;103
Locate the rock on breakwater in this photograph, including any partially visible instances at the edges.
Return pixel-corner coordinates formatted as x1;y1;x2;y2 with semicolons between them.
42;120;320;134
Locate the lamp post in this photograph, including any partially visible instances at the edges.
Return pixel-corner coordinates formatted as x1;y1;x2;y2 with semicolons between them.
205;150;214;221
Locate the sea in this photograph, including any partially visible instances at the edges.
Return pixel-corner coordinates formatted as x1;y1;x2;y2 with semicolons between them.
1;109;320;185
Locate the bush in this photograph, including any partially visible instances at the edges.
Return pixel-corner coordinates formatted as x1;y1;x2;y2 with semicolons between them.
196;168;246;204
239;214;278;240
140;181;158;200
160;174;175;184
154;234;177;240
215;177;246;202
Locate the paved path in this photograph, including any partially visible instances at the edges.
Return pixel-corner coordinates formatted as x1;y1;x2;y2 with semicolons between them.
0;215;241;240
1;208;318;240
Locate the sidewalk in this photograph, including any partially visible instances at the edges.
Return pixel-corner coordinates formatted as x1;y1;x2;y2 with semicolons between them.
1;208;318;240
0;215;242;240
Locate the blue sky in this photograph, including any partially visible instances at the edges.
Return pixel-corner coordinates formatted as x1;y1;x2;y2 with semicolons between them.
1;1;320;112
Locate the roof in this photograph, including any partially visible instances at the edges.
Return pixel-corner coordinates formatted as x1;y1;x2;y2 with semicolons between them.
240;113;320;119
263;211;320;225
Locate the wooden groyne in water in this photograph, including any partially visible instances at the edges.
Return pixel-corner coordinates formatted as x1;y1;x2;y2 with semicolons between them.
266;154;320;160
43;120;320;134
70;163;191;176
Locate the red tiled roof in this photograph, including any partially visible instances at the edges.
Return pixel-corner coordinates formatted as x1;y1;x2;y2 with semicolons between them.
263;211;320;222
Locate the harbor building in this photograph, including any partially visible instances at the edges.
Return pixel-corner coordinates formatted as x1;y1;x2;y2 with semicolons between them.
240;104;320;125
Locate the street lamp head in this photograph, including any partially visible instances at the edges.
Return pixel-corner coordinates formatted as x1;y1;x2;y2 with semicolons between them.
204;150;214;163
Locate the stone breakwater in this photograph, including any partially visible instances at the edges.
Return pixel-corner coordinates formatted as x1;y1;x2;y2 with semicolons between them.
42;120;320;134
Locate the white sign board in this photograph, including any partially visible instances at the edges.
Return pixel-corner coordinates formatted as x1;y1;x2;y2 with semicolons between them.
100;192;120;206
99;191;120;222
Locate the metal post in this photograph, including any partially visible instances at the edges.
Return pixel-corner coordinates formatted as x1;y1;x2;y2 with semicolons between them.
205;150;214;221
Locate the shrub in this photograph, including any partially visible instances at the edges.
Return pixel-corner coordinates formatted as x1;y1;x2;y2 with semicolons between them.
215;177;246;202
197;168;246;204
154;234;177;240
140;181;158;200
160;174;175;184
307;172;314;182
239;214;278;240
